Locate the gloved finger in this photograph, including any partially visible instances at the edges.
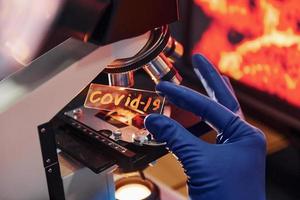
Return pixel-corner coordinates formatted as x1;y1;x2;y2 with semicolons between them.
221;76;234;94
145;114;208;162
222;75;244;119
192;54;240;113
156;81;238;133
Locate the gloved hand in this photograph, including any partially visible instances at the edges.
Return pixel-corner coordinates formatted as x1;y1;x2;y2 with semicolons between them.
145;54;266;200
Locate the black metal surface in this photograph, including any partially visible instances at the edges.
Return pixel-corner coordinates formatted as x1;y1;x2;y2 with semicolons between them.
55;130;116;173
38;123;65;200
45;163;66;200
52;113;168;172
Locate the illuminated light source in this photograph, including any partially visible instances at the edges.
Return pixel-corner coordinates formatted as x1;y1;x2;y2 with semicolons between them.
116;183;151;200
115;176;160;200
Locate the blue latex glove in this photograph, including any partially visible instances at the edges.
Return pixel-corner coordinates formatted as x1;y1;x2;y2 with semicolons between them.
145;54;266;200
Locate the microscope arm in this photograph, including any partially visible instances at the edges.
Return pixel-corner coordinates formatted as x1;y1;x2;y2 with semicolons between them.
0;33;149;200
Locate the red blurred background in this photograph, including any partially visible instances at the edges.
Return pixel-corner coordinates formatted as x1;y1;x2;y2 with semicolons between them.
192;0;300;108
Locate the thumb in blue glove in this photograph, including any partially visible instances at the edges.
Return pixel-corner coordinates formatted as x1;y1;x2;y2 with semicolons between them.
145;54;266;200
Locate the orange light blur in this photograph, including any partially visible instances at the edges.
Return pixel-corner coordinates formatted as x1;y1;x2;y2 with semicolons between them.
193;0;300;107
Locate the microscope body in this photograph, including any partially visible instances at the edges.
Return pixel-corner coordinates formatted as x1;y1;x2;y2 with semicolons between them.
0;0;179;199
0;34;149;200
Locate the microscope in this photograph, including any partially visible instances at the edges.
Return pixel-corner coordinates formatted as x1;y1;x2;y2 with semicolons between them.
0;0;183;199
